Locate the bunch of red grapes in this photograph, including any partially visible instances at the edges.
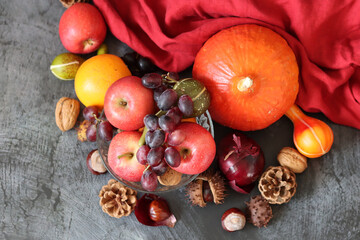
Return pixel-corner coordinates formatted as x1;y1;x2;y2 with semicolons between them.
137;72;195;191
82;106;114;142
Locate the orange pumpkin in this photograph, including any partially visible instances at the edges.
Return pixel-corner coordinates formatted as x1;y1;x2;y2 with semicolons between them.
193;24;299;131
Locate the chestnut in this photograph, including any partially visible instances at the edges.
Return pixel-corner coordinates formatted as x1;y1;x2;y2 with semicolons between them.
149;199;171;222
86;149;107;175
221;208;246;232
135;194;177;228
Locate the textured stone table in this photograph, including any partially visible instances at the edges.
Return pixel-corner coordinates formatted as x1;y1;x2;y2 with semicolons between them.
1;1;359;239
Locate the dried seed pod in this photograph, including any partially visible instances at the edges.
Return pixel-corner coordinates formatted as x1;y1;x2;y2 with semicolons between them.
246;195;273;228
186;170;226;207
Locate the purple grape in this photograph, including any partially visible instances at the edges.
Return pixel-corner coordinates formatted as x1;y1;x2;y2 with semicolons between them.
83;106;99;122
147;147;165;167
138;56;156;73
167;72;179;81
122;52;138;67
86;124;97;142
158;115;176;133
152;161;168;176
143;114;159;131
178;95;194;117
98;121;113;141
136;145;150;165
164;147;181;167
141;170;158;191
167;129;186;146
153;85;167;103
157;89;178;111
166;107;183;125
145;129;165;148
141;73;163;89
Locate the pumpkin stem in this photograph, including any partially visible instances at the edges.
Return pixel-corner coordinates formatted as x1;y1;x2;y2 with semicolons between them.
237;77;253;92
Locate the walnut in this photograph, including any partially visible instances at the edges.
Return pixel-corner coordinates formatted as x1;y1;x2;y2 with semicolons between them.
55;97;80;132
158;167;182;186
246;195;273;228
99;179;137;218
277;147;307;173
59;0;90;8
258;166;297;204
186;170;226;207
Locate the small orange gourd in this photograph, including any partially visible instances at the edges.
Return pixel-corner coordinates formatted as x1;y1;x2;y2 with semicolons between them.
193;24;299;131
285;104;333;158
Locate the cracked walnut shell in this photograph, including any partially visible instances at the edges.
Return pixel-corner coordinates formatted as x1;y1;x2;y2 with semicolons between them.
258;166;297;204
99;179;137;218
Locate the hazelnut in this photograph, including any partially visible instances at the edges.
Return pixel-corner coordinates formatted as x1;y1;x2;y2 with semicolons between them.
55;97;80;132
277;147;307;173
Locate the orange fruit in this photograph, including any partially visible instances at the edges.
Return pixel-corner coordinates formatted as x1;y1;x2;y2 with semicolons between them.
74;54;131;108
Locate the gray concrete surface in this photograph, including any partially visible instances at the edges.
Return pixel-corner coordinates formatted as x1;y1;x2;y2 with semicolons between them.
1;1;359;239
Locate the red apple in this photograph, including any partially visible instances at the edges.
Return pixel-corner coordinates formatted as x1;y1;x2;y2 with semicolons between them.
108;131;146;182
104;76;155;130
171;123;216;174
59;3;106;54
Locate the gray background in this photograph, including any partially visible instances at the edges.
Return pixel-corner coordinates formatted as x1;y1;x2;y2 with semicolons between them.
1;1;359;239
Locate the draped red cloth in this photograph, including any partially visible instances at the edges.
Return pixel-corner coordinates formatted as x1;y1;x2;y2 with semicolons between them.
93;0;360;129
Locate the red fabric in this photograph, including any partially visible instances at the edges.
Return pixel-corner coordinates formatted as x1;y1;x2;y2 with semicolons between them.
93;0;360;129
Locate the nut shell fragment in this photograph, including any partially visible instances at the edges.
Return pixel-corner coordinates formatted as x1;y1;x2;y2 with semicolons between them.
186;170;226;207
99;179;137;218
55;97;80;132
258;166;297;204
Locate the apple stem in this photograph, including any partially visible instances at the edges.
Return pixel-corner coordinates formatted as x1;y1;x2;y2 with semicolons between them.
119;100;127;107
117;152;133;159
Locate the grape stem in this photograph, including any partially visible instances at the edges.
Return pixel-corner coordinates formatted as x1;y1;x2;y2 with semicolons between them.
162;73;178;83
117;152;133;159
143;164;150;174
93;113;103;126
138;110;166;146
138;126;148;146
